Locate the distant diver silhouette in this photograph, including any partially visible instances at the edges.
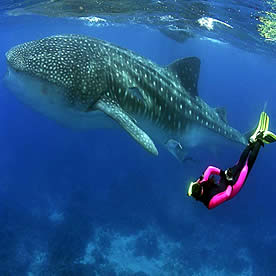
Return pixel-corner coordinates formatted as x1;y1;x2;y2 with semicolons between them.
187;112;276;209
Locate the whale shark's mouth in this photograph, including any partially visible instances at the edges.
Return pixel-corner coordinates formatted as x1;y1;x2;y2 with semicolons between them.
3;64;119;130
4;64;68;111
3;66;21;95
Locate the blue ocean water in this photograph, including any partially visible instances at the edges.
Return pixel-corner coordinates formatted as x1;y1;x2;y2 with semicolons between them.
1;6;276;276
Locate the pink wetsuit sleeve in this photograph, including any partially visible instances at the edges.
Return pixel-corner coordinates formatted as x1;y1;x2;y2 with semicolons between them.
201;166;221;182
208;185;232;209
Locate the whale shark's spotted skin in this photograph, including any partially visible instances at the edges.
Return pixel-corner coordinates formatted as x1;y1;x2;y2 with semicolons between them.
5;35;247;158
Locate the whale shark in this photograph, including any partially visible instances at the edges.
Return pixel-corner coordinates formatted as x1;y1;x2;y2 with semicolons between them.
4;34;247;159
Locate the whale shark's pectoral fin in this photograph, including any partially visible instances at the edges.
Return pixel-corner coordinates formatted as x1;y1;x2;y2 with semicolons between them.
165;139;187;161
95;96;158;156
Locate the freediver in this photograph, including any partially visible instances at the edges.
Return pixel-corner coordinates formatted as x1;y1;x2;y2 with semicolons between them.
187;112;276;209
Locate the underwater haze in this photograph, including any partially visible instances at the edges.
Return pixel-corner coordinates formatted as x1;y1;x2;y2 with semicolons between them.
1;0;276;275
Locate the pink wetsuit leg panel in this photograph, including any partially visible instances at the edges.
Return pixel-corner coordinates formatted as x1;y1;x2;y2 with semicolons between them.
229;162;248;199
208;185;232;209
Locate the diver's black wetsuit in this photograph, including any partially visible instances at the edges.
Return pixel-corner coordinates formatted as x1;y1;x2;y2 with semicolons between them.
196;140;262;209
226;140;262;184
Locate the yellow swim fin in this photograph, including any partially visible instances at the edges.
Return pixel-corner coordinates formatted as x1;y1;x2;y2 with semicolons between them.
250;112;269;143
262;130;276;144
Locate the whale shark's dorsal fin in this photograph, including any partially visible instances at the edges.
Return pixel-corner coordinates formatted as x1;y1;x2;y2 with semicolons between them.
215;107;227;123
167;57;200;97
95;95;158;156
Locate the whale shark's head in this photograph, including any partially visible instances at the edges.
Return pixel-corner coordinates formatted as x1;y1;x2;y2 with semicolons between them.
5;41;38;74
4;35;108;113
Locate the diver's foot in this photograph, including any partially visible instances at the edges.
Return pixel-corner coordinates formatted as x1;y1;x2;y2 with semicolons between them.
249;131;262;144
262;130;276;144
251;130;276;145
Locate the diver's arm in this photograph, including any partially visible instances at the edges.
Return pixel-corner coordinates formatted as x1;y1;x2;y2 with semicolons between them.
201;166;221;182
208;185;232;209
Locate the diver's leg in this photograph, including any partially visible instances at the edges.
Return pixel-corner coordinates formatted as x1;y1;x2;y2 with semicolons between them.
229;141;262;198
247;141;262;174
230;143;254;177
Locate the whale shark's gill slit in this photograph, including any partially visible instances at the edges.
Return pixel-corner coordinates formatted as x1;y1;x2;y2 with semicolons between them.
127;87;145;102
